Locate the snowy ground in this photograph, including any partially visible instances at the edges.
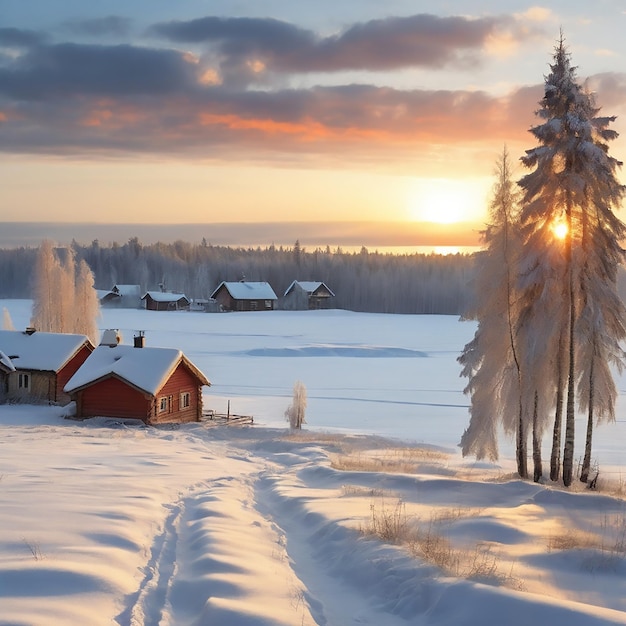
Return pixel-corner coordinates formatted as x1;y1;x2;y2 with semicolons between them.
1;300;626;625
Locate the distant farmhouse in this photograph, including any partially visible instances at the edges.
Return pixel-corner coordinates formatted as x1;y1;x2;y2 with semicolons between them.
282;281;335;310
64;333;210;424
190;298;220;313
0;329;93;405
210;281;278;312
142;291;190;311
99;284;141;308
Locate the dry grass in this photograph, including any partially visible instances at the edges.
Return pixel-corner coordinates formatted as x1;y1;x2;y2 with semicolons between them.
359;498;521;587
22;538;44;561
340;484;387;498
331;447;448;475
430;505;483;524
547;529;602;552
595;474;626;499
547;514;626;573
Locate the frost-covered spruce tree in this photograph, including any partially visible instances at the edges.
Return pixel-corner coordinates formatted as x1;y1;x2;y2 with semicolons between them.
518;35;626;486
459;148;525;474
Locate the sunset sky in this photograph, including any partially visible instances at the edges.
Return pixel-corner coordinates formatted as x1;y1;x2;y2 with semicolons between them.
2;1;626;246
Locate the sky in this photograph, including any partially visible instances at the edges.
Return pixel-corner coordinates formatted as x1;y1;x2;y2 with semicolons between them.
2;1;626;245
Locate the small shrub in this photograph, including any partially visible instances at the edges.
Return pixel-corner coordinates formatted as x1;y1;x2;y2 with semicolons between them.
363;499;410;543
285;381;307;430
22;538;44;561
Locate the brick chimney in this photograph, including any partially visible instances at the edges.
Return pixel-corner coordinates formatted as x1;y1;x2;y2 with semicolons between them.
133;331;145;348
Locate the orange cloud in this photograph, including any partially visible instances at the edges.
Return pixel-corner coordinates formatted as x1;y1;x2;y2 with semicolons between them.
198;113;334;141
80;101;145;129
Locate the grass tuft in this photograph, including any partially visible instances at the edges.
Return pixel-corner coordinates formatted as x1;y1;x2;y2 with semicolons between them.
359;498;521;587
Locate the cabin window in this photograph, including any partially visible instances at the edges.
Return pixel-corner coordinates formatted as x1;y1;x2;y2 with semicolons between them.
159;396;168;413
180;391;191;409
18;373;30;391
264;300;272;309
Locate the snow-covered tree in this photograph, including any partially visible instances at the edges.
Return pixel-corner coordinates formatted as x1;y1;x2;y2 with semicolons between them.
518;35;626;486
31;241;100;343
285;380;307;430
459;148;525;472
58;247;76;334
2;307;14;330
574;97;626;483
31;239;62;333
74;259;100;345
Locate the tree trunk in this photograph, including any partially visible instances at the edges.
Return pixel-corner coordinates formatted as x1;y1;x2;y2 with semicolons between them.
532;391;542;482
580;356;595;483
516;401;528;479
562;215;576;487
550;336;565;481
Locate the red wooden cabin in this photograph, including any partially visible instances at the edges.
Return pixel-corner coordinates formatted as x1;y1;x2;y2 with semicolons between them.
64;342;210;424
0;329;93;405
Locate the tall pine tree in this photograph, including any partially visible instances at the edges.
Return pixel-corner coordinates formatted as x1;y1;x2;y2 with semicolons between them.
518;35;626;486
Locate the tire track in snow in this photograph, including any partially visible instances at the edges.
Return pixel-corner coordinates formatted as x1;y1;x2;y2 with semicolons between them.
162;472;319;626
118;470;319;626
115;499;182;626
254;470;416;626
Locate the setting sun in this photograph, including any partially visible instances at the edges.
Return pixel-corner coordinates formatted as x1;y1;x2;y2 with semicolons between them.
552;220;568;240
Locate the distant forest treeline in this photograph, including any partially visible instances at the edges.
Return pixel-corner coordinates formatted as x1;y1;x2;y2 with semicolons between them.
0;238;480;314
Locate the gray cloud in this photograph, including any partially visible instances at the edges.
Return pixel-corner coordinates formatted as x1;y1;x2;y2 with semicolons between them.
150;13;525;76
0;43;196;99
0;27;48;48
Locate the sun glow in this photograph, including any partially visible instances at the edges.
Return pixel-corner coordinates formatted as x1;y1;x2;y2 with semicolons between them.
552;220;568;240
407;178;489;225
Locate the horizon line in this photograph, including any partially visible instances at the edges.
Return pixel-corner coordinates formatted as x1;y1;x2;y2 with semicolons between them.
0;220;483;249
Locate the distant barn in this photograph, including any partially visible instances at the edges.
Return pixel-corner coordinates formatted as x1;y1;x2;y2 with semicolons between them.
64;340;210;424
282;281;335;310
100;284;141;308
0;329;93;405
141;291;190;311
210;281;277;312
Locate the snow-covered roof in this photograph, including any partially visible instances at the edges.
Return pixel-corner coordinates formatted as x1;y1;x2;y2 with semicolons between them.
211;281;277;300
284;281;335;297
0;330;91;372
141;291;189;303
96;289;114;300
64;344;210;396
112;284;141;297
0;350;16;372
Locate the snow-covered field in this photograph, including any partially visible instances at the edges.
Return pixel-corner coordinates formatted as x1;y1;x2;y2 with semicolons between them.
1;299;626;625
